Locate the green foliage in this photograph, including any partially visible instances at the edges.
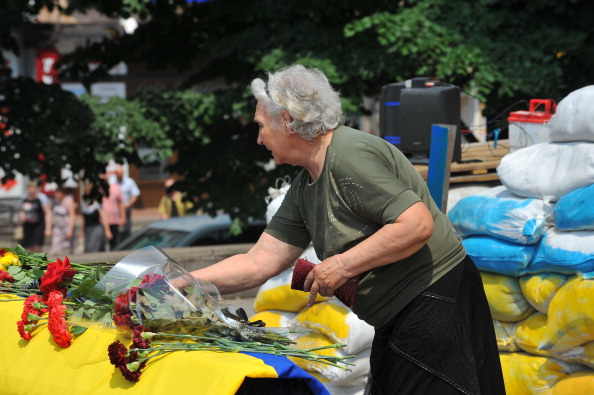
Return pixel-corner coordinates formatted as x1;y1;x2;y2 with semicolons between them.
137;88;299;221
2;0;594;222
0;77;94;184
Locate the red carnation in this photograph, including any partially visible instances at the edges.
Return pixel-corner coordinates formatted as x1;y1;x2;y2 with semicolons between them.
46;290;72;348
132;325;151;349
17;321;32;341
119;364;142;382
24;294;48;315
108;340;128;366
0;270;14;283
139;273;168;290
113;288;137;330
39;257;77;301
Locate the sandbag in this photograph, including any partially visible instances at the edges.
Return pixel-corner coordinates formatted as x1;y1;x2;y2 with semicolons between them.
249;310;297;328
540;276;594;352
445;183;493;214
480;271;535;322
293;299;375;355
448;185;553;244
515;312;550;357
552;342;594;370
253;265;327;313
554;183;594;231
548;371;594;395
497;142;594;201
499;352;585;395
530;228;594;278
265;176;291;223
462;236;536;276
493;320;520;352
515;313;594;369
549;85;594;143
519;272;569;314
289;330;370;386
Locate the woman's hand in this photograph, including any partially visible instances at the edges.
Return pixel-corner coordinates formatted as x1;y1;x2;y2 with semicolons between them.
303;254;350;307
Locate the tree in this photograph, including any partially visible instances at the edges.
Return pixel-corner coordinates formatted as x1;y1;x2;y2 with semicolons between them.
2;0;593;220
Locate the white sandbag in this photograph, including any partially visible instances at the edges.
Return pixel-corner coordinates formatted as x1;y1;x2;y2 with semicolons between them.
462;235;537;276
530;228;594;278
265;176;291;224
322;374;368;395
445;183;493;213
554;183;594;231
497;142;594;201
448;185;553;245
549;85;594;143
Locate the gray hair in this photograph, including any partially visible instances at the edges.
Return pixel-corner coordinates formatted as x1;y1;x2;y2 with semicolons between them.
250;65;344;140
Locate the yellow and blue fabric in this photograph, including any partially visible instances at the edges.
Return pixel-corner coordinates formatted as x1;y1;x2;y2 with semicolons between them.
0;294;328;395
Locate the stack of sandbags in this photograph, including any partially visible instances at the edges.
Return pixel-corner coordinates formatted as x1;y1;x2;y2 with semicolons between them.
251;182;374;395
447;85;594;394
250;246;374;395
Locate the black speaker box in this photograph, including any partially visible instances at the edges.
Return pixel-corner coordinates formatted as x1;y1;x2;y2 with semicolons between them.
379;81;406;148
379;80;461;164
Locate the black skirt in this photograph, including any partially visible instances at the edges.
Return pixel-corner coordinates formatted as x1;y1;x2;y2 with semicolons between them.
367;256;506;395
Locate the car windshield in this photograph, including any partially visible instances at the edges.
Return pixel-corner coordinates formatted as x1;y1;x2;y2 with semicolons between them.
116;228;190;250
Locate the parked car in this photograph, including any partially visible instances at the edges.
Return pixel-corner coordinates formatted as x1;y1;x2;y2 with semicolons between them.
113;213;267;251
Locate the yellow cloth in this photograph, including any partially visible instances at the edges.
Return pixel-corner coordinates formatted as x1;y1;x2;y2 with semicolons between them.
0;294;279;395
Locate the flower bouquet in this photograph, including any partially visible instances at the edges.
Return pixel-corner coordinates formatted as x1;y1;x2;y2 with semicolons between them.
1;245;355;383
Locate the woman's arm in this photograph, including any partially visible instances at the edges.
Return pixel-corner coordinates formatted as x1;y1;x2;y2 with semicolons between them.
43;202;52;237
304;201;434;305
66;197;76;238
99;208;113;240
185;232;304;295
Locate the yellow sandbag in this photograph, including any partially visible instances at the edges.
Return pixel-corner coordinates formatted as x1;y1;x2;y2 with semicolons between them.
519;273;568;314
515;312;550;356
493;320;520;352
480;271;535;322
253;266;327;313
546;371;594;395
293;299;374;355
249;310;296;328
542;276;594;352
515;313;594;368
289;330;370;384
552;341;594;370
499;352;583;395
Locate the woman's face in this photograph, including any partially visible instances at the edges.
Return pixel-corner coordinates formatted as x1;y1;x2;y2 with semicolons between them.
254;101;292;165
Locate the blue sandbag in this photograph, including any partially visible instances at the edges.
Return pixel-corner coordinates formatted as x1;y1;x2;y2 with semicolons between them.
554;183;594;231
462;235;537;276
529;228;594;278
449;185;553;245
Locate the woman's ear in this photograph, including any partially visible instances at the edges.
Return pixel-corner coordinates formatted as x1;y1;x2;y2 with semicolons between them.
280;110;293;135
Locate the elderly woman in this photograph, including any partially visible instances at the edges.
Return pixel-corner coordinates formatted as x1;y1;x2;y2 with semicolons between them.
187;65;505;394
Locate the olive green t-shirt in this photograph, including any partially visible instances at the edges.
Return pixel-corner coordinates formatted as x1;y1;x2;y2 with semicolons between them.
265;126;465;327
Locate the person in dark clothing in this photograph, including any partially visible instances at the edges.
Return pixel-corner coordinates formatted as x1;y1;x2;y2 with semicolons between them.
19;181;52;252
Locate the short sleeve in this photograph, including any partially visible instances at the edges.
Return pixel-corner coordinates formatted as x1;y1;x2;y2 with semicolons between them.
332;147;422;225
265;182;311;249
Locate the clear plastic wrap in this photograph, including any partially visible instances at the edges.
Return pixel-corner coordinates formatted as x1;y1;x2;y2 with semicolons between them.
69;246;305;342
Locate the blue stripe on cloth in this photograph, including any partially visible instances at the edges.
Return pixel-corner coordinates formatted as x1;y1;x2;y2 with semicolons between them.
243;352;330;395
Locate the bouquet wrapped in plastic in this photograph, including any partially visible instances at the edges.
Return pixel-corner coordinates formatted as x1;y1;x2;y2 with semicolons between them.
66;246;354;382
